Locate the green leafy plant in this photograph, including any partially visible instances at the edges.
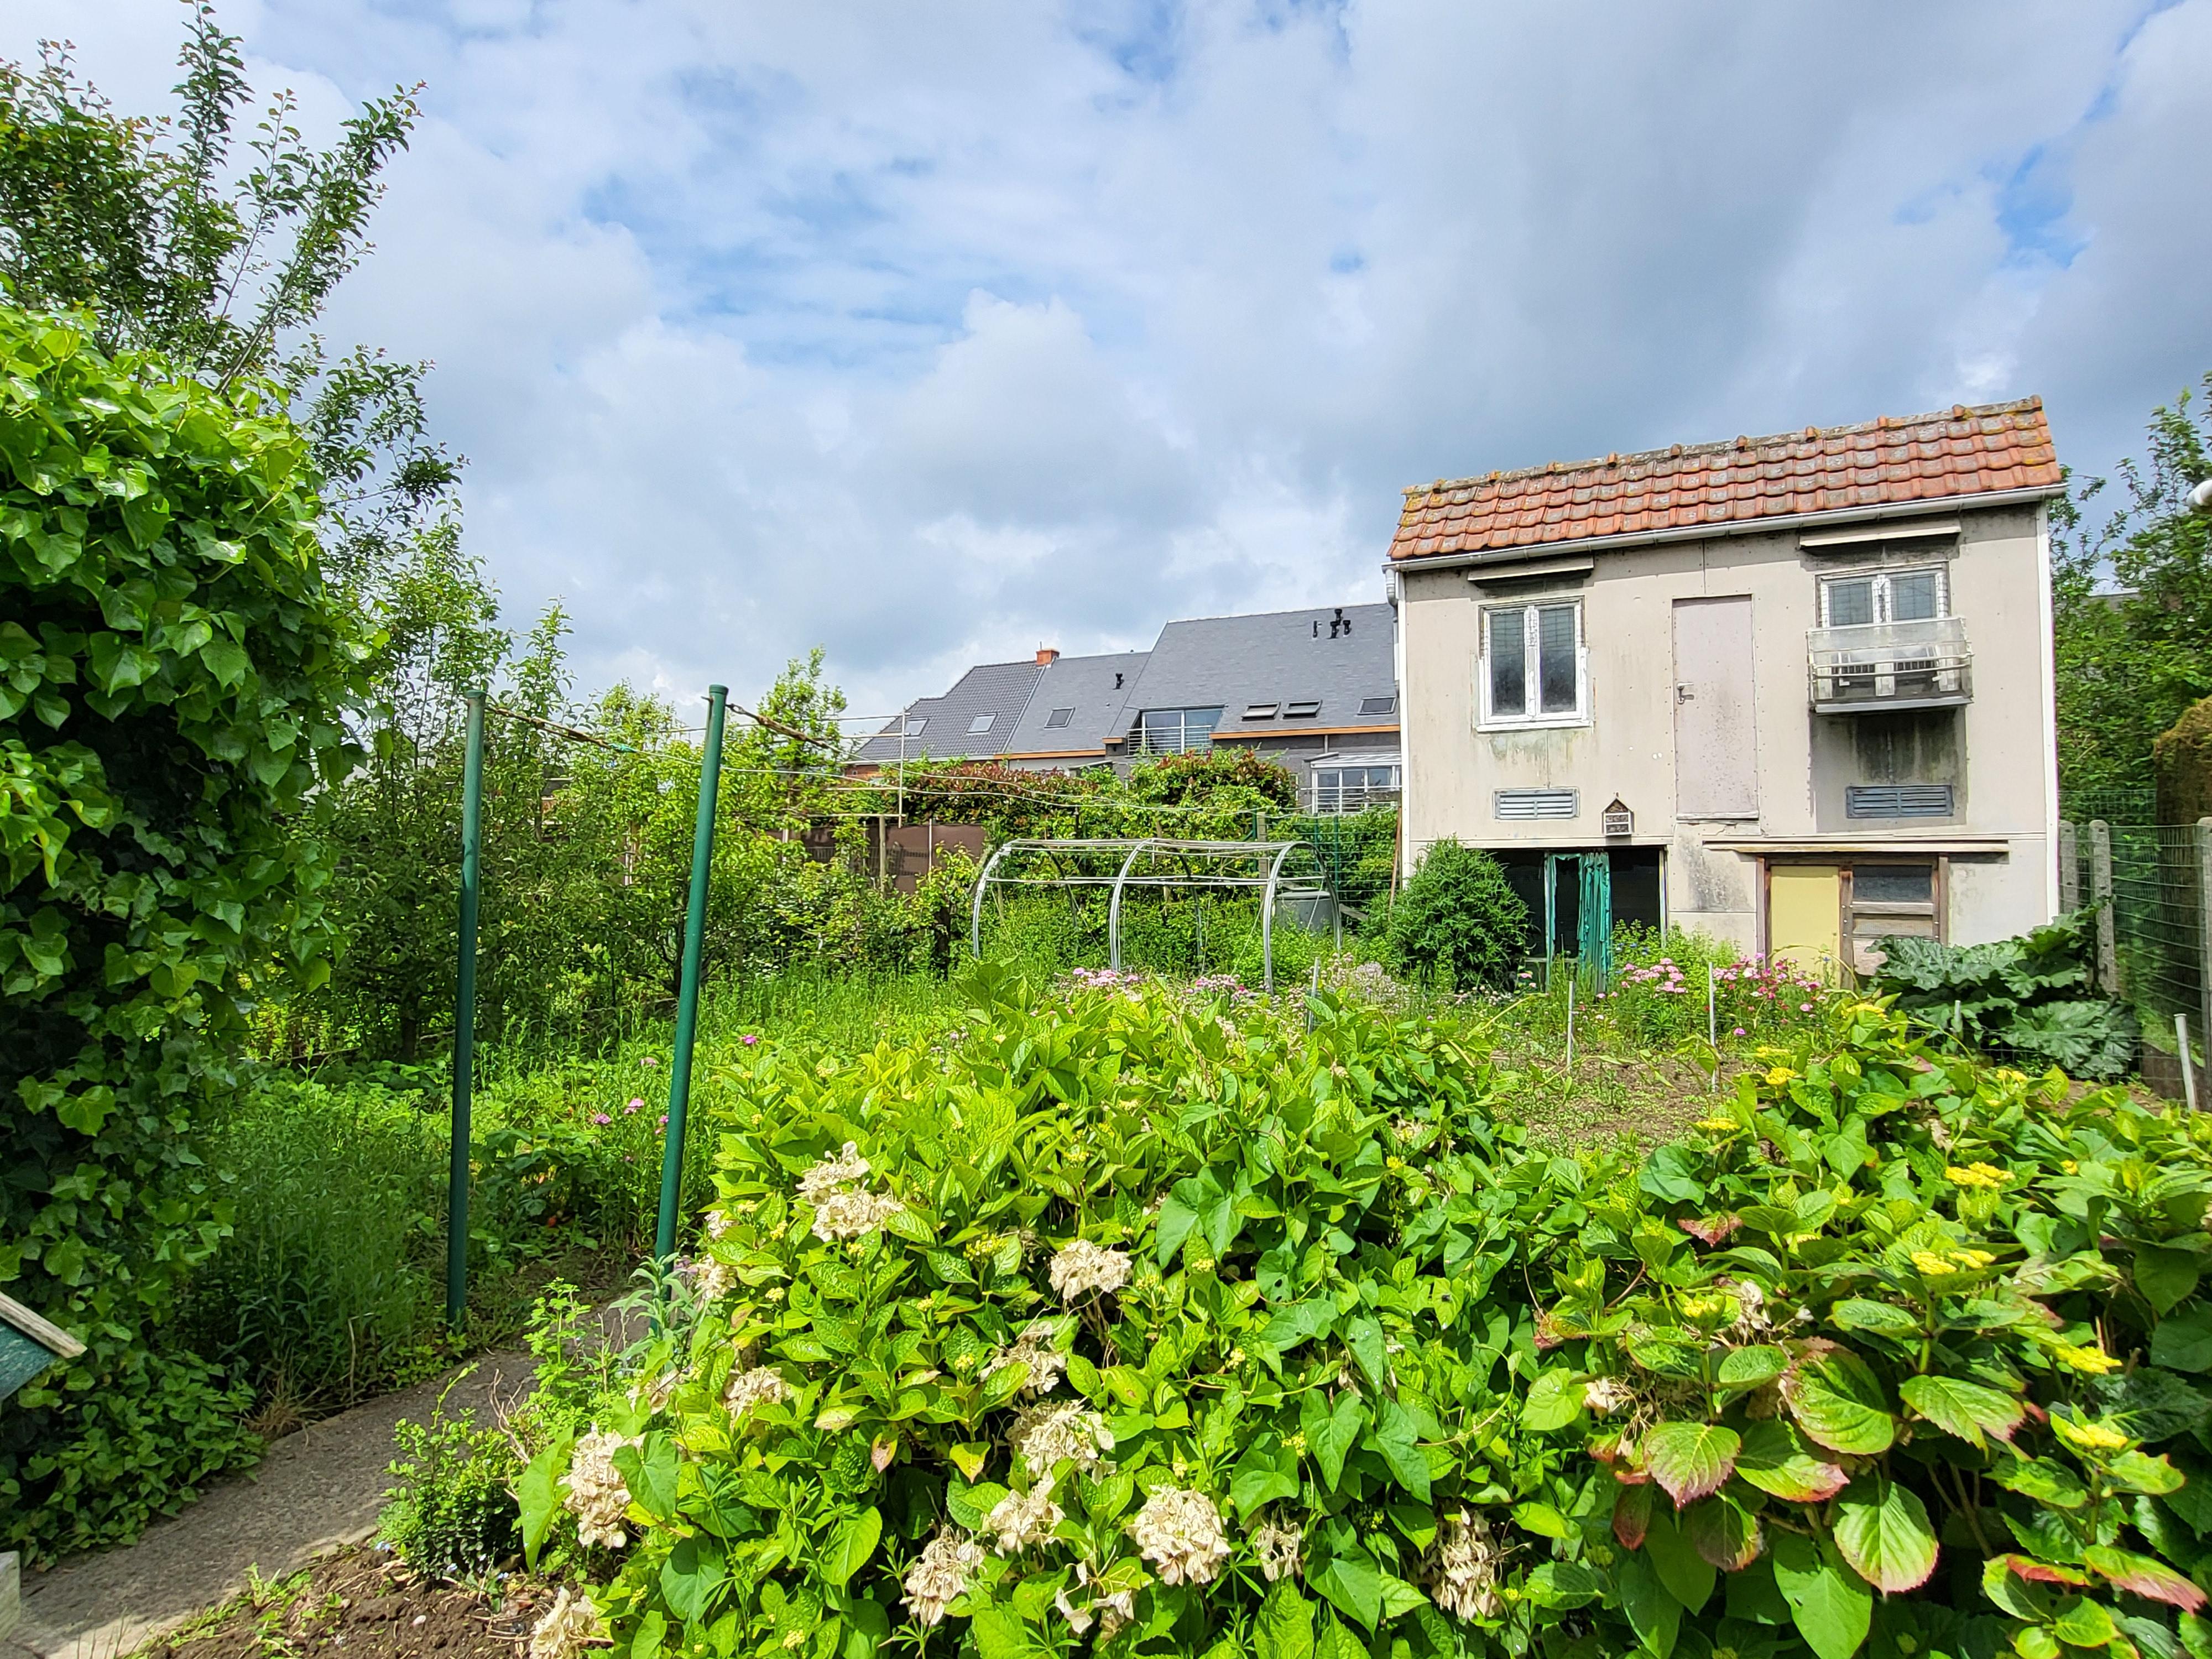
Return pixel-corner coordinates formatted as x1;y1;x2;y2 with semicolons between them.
1384;837;1529;992
1871;909;2138;1079
378;1375;523;1581
0;302;371;1560
515;971;2212;1659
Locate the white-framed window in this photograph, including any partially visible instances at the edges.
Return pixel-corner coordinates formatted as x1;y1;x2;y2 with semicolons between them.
1312;762;1400;813
1819;567;1947;627
967;713;996;734
904;717;928;737
1478;600;1588;728
1134;707;1222;754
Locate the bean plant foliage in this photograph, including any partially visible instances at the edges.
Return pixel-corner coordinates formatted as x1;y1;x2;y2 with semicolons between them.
519;973;2212;1659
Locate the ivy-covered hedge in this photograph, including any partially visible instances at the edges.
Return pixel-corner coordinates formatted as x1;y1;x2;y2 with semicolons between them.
525;971;2212;1659
0;305;369;1558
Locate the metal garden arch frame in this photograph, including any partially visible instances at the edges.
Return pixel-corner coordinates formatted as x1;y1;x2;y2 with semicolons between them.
968;837;1332;992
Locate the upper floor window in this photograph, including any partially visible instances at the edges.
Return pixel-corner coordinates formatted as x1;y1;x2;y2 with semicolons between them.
1820;567;1946;627
1134;707;1222;754
1313;763;1400;814
1479;600;1587;728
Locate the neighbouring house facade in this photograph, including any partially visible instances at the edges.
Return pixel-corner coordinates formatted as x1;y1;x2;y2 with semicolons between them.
852;604;1401;814
1388;398;2065;978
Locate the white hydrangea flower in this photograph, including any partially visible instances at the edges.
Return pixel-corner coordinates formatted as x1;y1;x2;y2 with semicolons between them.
1009;1400;1115;1480
691;1254;735;1302
1130;1486;1229;1586
796;1142;872;1203
811;1186;904;1242
984;1322;1068;1396
529;1585;602;1659
564;1427;640;1551
1049;1239;1133;1301
1055;1560;1138;1637
1582;1376;1635;1416
983;1481;1066;1554
724;1366;792;1417
1426;1511;1502;1621
902;1526;985;1626
705;1206;735;1240
1253;1519;1303;1582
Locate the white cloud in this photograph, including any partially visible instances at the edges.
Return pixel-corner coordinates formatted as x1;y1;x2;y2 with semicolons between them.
11;0;2211;714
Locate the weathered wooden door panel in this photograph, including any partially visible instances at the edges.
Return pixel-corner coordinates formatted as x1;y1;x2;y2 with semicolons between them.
1769;863;1843;982
1672;597;1759;819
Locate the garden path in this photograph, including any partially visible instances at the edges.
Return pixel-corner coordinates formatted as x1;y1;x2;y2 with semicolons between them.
4;1307;640;1659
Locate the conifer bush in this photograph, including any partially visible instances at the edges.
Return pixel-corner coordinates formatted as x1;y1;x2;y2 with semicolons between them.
514;969;2212;1659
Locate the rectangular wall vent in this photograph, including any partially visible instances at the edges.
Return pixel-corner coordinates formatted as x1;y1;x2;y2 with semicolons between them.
1494;788;1578;821
1845;783;1954;819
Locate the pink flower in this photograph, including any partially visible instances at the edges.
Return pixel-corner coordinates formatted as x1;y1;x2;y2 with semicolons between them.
658;1114;669;1128
592;1112;612;1125
740;1034;760;1046
1733;1026;1747;1036
1799;1002;1813;1011
626;1098;644;1113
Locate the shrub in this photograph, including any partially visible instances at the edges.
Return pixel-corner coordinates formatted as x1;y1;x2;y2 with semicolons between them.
1384;838;1528;990
378;1379;523;1580
0;307;369;1559
1870;907;2138;1079
518;969;2212;1659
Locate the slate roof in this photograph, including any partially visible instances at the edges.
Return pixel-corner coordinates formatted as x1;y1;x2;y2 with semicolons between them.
852;660;1043;764
1112;603;1397;745
1389;397;2063;563
999;650;1150;758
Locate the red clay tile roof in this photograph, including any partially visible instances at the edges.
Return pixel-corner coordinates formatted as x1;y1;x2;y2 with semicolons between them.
1389;397;2062;563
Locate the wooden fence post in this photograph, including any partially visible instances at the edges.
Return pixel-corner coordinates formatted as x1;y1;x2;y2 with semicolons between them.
2057;820;2079;913
2090;820;2120;995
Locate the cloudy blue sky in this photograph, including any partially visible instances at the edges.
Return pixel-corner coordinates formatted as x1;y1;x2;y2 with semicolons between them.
14;1;2212;718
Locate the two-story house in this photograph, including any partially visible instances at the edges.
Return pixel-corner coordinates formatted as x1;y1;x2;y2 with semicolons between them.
1389;398;2065;977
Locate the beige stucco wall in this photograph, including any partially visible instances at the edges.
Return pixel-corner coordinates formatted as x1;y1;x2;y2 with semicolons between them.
1396;502;2058;951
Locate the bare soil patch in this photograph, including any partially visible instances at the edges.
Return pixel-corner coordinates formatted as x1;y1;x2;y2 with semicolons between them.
150;1548;556;1659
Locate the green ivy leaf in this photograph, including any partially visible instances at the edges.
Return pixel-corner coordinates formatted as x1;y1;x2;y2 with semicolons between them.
1614;1548;1683;1659
1344;1316;1389;1394
1232;1436;1303;1519
1370;1397;1432;1502
1770;1530;1871;1659
1832;1475;1939;1592
821;1507;883;1589
1312;1543;1384;1631
2136;1246;2203;1316
1522;1369;1587;1432
1645;1503;1715;1613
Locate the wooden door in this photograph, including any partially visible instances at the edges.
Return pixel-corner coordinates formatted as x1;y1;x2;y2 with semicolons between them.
1672;597;1759;818
1769;864;1843;982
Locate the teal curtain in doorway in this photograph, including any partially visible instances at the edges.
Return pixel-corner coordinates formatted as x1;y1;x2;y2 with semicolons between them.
1577;852;1611;984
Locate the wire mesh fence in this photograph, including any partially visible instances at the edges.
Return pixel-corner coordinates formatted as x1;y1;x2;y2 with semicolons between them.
2059;816;2211;1098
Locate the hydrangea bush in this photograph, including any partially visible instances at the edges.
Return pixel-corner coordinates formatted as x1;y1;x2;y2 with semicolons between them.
520;966;2212;1659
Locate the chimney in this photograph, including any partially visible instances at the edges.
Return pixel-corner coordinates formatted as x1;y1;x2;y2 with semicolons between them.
1036;646;1059;665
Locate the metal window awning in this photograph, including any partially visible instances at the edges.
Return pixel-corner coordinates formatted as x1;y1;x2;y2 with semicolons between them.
968;837;1333;992
1702;835;2012;855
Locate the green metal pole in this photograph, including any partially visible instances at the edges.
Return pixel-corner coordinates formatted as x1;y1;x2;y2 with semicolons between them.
656;685;727;1260
448;688;486;1330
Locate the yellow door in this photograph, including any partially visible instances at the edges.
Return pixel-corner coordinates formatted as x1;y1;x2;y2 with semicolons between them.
1768;864;1842;983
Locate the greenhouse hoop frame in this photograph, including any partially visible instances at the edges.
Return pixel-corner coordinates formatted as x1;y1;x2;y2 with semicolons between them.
967;836;1333;993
